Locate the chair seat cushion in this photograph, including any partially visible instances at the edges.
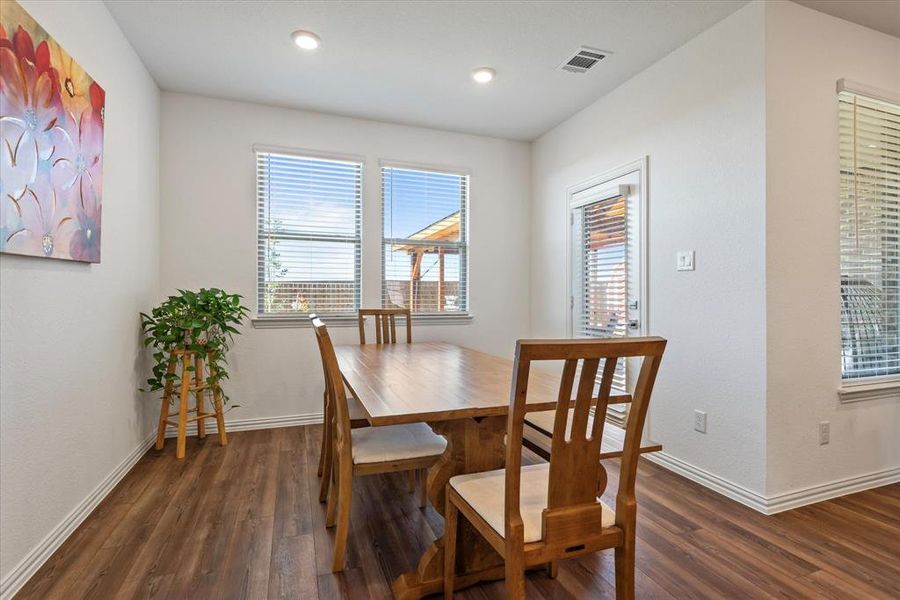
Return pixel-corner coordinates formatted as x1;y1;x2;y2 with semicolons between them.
351;423;447;464
449;463;615;543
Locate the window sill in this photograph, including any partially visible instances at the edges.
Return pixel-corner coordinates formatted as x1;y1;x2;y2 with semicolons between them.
410;313;473;325
252;314;358;329
838;378;900;403
251;313;474;329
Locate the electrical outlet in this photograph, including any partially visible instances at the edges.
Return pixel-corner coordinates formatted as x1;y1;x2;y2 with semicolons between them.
819;421;830;445
694;410;707;434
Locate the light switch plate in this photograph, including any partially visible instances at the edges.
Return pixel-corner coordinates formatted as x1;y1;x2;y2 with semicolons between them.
677;250;695;271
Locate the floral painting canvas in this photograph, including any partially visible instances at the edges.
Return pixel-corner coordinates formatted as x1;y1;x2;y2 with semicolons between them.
0;0;104;263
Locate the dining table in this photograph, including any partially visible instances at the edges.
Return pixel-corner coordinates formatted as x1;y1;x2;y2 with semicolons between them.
335;340;578;599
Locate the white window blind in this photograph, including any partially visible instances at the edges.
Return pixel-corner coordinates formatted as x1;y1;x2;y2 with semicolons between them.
256;150;362;316
572;194;628;391
382;166;468;314
839;91;900;380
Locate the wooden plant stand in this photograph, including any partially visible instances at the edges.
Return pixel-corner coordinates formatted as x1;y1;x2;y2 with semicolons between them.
155;349;228;459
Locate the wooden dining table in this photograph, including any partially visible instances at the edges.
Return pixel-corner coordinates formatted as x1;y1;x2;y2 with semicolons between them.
335;341;581;599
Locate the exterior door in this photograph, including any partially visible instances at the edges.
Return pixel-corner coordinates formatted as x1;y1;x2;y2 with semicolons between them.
568;165;645;424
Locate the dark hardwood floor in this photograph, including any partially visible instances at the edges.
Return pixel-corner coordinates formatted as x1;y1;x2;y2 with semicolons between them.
15;425;900;599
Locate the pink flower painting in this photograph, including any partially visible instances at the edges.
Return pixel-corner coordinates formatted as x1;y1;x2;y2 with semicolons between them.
1;0;104;263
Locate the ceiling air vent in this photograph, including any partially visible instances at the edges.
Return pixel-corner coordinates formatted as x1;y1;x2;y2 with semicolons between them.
558;46;610;74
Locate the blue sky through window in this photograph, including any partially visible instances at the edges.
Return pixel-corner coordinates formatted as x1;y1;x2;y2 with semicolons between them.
261;154;361;283
383;168;464;240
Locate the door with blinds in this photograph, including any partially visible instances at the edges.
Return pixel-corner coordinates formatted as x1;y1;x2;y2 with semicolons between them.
569;167;644;426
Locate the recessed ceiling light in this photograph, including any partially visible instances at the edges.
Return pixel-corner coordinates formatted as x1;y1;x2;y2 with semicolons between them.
292;30;321;50
472;67;496;84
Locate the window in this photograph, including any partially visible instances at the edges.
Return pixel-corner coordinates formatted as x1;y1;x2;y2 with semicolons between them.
839;90;900;381
382;165;468;314
256;150;362;316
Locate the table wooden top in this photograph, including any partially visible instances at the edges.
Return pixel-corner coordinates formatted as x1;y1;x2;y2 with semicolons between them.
335;342;565;426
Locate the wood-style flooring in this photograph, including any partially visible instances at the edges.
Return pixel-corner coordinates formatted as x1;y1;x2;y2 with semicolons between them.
14;425;900;599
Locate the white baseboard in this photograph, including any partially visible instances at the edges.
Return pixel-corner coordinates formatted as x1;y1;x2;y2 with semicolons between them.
1;411;324;600
599;427;771;511
643;451;770;513
643;451;900;515
763;465;900;514
0;432;157;600
163;411;323;437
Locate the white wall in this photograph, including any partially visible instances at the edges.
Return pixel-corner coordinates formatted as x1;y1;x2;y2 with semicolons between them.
3;8;893;594
531;2;768;494
765;1;900;495
159;93;531;423
0;0;160;591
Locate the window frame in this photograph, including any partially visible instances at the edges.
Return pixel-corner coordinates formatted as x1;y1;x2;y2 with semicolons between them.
253;145;365;325
379;160;471;320
565;159;648;343
835;80;900;401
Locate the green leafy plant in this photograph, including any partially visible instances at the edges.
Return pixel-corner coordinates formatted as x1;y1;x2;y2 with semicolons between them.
140;288;250;402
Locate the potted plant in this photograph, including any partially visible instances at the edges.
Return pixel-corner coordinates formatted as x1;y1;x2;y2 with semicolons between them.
140;288;250;402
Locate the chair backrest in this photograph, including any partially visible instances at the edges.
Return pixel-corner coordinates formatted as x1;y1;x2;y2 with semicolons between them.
503;338;666;544
311;315;353;462
358;308;412;344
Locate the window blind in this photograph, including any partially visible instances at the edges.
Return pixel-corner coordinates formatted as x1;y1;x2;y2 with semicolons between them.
256;151;362;316
382;166;468;314
839;91;900;380
572;195;628;390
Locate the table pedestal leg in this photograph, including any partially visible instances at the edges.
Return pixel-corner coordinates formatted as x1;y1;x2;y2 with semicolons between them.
392;415;508;599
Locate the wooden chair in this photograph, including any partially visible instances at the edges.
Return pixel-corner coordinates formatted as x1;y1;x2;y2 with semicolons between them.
316;308;415;499
313;314;370;504
311;316;448;572
358;307;412;344
443;337;666;599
